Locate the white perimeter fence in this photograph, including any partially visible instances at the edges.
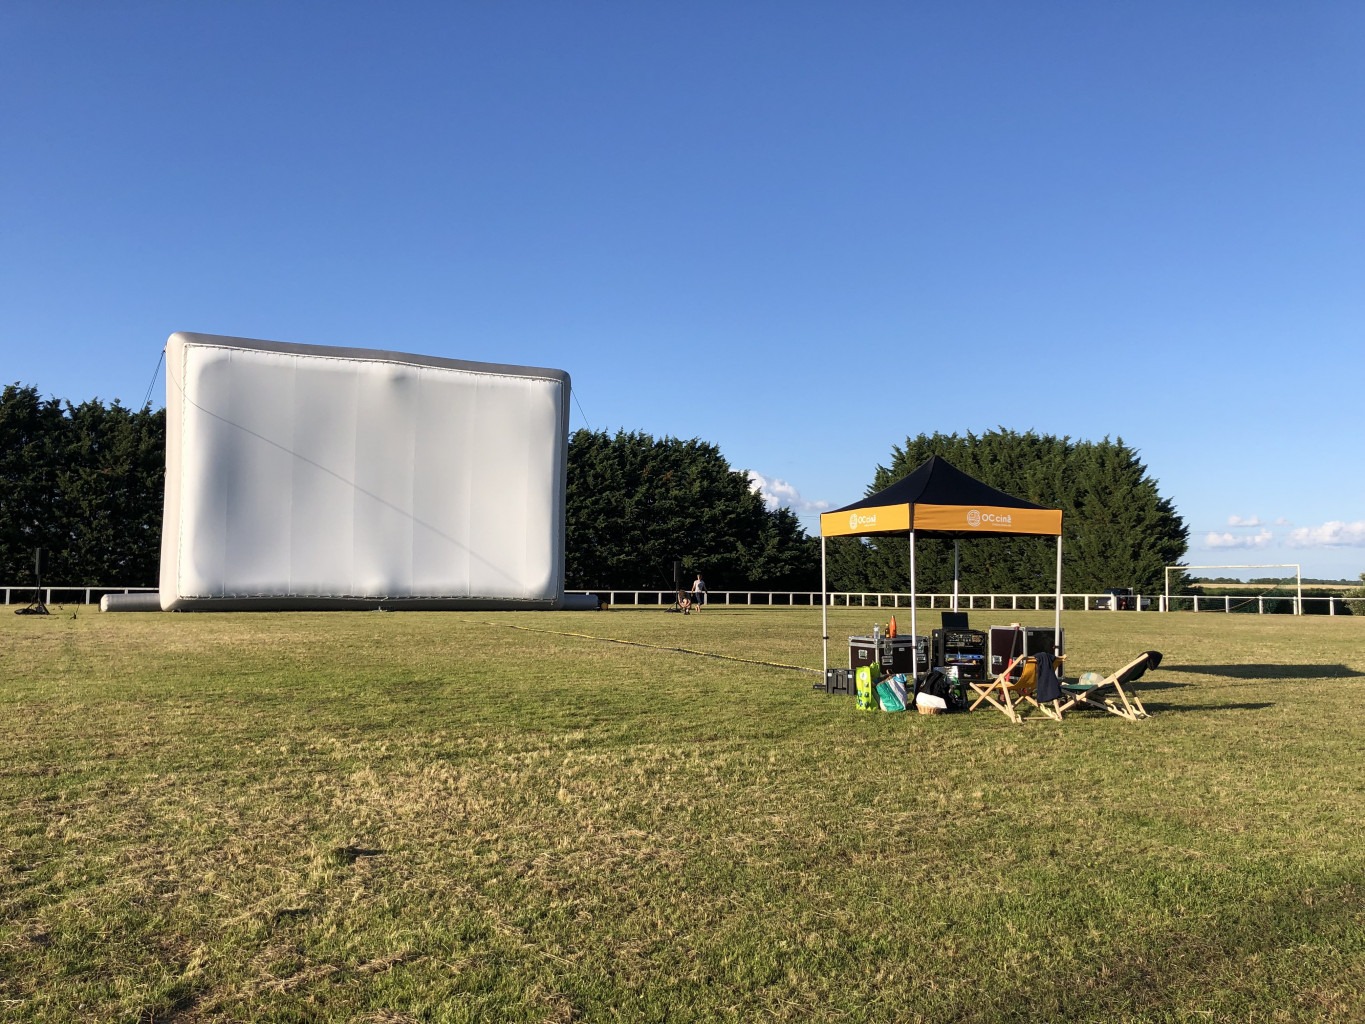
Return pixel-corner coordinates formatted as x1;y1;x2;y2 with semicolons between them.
3;586;159;607
2;586;1354;616
570;590;1354;616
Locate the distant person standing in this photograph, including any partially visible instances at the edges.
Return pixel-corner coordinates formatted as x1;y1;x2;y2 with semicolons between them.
690;573;706;610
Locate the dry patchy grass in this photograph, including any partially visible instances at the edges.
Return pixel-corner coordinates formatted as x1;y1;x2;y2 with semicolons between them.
1;606;1363;1022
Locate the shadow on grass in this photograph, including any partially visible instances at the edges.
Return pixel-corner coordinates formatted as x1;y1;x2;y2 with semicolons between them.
1127;679;1193;692
1162;663;1363;680
1138;700;1276;713
1056;676;1274;714
1125;675;1276;713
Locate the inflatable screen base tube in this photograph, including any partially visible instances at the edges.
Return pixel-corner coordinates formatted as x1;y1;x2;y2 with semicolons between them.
101;592;165;612
159;332;572;613
101;594;589;612
158;596;564;612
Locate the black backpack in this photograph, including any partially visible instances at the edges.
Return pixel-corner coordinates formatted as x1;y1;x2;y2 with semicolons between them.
916;668;960;710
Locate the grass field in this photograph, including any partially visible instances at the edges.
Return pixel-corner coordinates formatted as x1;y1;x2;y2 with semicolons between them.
2;605;1363;1023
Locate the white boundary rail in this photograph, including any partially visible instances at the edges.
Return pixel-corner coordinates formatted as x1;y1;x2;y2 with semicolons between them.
2;585;1351;615
2;586;158;607
563;589;1350;616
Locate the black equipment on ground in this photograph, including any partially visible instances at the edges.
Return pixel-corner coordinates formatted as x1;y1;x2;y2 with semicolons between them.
930;627;988;681
987;626;1064;675
17;546;50;616
849;634;930;676
819;667;855;695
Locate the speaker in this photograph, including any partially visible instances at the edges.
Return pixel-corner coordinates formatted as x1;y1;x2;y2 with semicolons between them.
33;547;48;577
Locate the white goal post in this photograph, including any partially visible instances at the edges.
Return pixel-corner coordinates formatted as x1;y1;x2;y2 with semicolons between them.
1164;564;1302;615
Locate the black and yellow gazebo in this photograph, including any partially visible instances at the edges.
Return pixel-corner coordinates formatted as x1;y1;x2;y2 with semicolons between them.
819;455;1064;675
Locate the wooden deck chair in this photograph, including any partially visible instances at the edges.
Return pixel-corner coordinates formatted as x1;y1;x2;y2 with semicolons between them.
1016;651;1067;721
970;652;1067;723
1057;651;1162;720
969;653;1029;722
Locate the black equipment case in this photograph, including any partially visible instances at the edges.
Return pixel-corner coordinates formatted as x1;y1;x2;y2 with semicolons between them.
848;634;930;676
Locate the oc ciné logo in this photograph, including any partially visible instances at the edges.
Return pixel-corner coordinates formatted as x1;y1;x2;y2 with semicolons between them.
967;509;1013;528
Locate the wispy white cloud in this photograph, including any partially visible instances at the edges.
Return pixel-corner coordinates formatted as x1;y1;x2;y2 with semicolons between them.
1227;515;1262;527
1285;520;1365;548
1205;529;1273;550
747;471;830;514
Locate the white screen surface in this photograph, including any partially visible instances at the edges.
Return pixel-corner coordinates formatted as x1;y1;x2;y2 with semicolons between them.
160;333;569;610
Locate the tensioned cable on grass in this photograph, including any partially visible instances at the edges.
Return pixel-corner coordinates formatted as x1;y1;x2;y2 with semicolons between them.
463;618;820;675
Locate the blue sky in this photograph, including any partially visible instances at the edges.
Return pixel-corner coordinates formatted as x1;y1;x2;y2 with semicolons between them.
3;2;1362;581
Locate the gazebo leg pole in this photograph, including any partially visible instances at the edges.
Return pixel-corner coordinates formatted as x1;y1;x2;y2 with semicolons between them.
821;534;829;677
1055;535;1063;648
953;541;960;612
909;529;918;678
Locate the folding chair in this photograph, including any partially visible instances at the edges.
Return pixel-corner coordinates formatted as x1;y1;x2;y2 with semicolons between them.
1057;651;1162;720
969;651;1067;723
969;653;1027;722
1018;651;1067;721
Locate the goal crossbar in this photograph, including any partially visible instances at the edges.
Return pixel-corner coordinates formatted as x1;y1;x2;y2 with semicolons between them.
1164;564;1302;615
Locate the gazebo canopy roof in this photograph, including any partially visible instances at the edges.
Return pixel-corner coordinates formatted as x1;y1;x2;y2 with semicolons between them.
819;455;1062;539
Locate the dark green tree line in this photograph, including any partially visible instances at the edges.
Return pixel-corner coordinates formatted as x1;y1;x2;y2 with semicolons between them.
2;388;1189;597
565;428;819;591
0;384;165;585
825;430;1187;594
